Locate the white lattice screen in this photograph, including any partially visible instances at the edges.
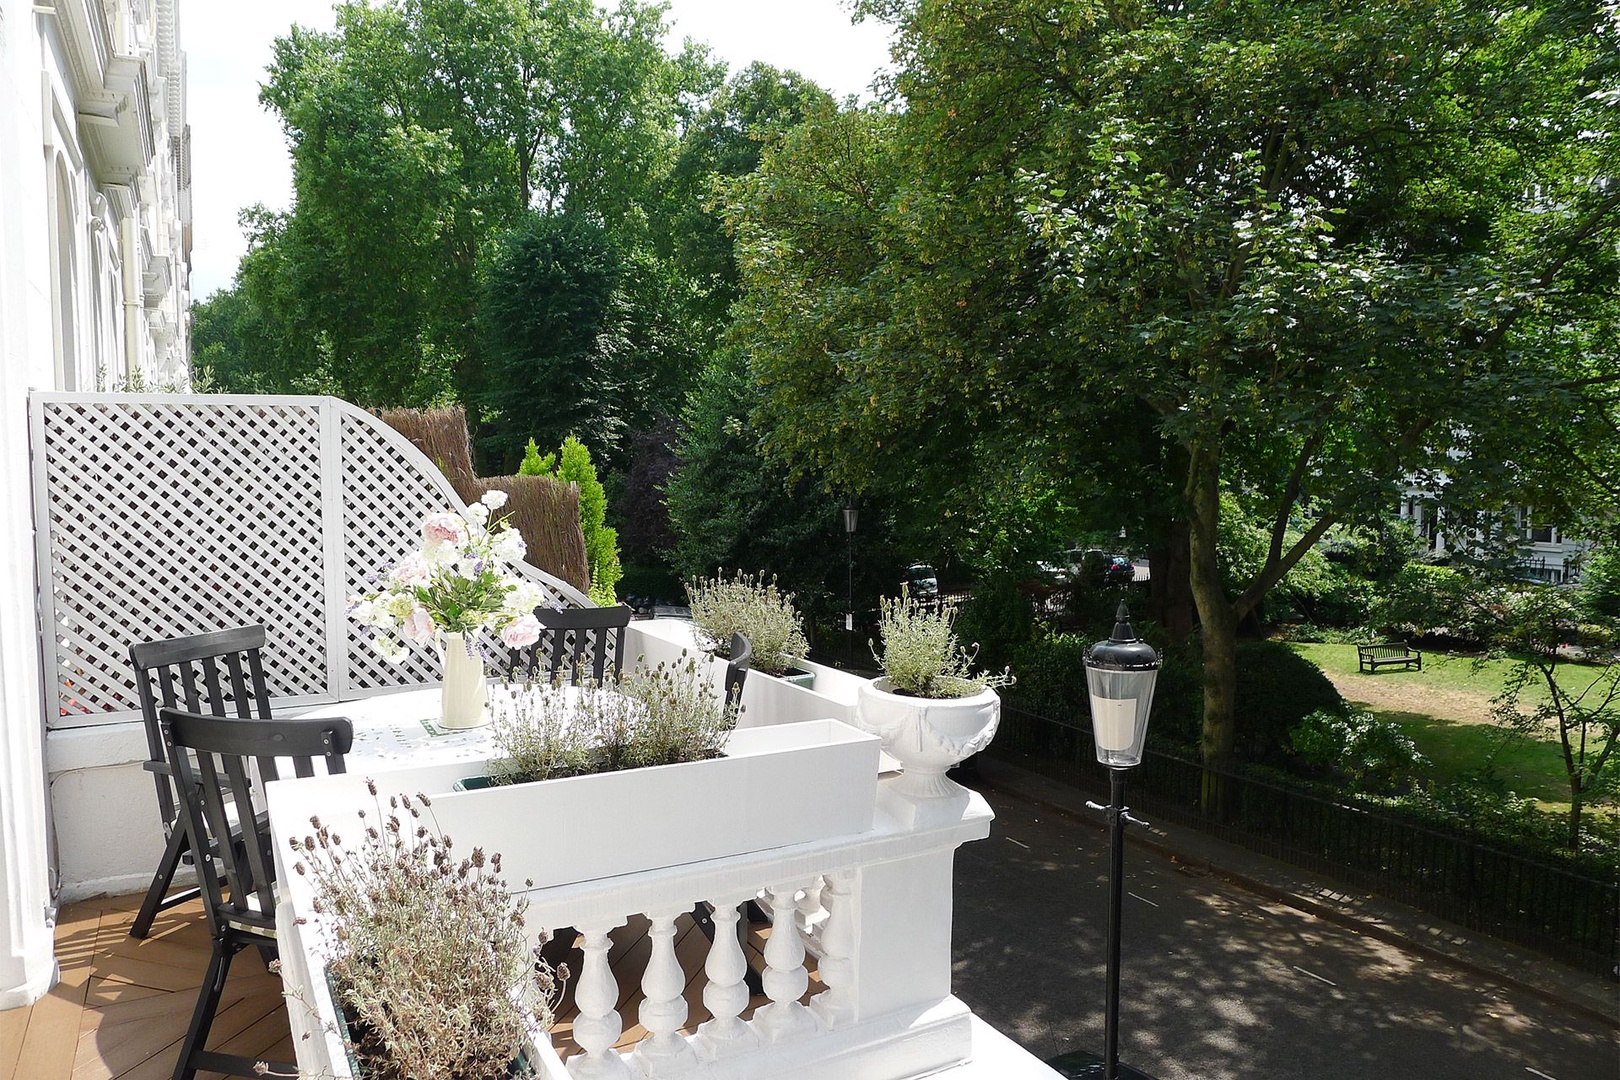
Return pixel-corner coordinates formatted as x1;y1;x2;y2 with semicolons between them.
30;393;588;728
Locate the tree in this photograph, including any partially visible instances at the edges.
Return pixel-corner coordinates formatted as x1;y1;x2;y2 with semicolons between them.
233;0;712;409
1440;578;1620;848
732;0;1620;802
480;212;627;467
523;435;624;605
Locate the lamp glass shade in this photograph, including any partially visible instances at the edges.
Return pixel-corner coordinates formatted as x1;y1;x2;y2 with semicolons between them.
843;506;859;534
1083;664;1158;768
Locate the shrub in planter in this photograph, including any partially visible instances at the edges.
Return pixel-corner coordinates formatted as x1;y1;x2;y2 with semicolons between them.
289;785;562;1080
488;654;734;784
685;570;810;677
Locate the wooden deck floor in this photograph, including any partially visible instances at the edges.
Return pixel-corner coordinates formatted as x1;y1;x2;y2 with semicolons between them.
0;895;290;1080
1;895;818;1080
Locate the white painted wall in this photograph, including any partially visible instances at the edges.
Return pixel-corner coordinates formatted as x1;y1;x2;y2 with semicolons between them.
1;0;192;1007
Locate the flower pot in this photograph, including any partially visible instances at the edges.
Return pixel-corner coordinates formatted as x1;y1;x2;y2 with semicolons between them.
437;631;489;729
324;968;535;1078
780;667;817;689
855;677;1000;802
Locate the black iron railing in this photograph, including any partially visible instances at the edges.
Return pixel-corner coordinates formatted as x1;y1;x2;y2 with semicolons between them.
991;700;1620;980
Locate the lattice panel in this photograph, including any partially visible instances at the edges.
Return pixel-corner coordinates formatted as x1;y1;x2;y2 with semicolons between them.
340;411;453;691
33;394;592;725
38;400;329;718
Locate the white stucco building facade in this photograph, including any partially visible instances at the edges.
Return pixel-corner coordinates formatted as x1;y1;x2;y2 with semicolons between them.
0;0;190;1008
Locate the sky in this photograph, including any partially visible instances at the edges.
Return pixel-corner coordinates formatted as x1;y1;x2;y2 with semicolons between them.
183;1;895;299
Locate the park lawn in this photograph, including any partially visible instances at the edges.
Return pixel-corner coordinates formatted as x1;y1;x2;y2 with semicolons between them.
1287;642;1554;714
1288;642;1614;827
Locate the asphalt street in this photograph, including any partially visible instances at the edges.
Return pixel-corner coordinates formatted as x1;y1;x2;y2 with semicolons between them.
950;785;1619;1080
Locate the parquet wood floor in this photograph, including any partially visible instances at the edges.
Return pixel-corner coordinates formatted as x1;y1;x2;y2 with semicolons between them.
1;895;291;1080
1;896;821;1078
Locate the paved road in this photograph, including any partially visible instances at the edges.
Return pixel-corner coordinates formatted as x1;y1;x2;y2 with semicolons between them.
951;785;1618;1080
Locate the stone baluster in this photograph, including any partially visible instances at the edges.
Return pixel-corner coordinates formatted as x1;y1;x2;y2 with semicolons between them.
695;896;760;1058
569;924;632;1080
630;910;696;1076
795;876;826;938
810;870;857;1028
752;881;819;1042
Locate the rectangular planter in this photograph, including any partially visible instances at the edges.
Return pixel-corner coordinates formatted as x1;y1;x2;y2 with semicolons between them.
419;718;879;890
268;718;874;893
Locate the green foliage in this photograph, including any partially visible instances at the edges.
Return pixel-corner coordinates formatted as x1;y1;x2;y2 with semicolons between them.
479;212;626;465
1370;563;1471;639
954;574;1034;676
1289;709;1428;795
1232;641;1348;765
1580;546;1620;621
685;570;810;676
527;436;623;605
517;438;547;477
733;0;1620;779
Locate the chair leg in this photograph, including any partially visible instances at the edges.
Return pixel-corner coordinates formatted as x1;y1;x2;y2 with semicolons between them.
131;826;192;939
173;938;235;1080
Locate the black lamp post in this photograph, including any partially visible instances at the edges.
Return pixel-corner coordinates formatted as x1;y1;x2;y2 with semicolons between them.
842;499;858;663
1082;602;1160;1080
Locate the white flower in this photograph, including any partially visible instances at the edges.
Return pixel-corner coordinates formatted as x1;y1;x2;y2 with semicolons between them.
350;598;376;625
506;580;544;617
480;489;509;510
500;613;541;650
465;501;490;525
423;539;456;566
492;528;527;563
373;635;407;664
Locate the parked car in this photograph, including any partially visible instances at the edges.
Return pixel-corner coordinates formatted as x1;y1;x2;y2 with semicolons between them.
903;563;940;599
1068;548;1135;586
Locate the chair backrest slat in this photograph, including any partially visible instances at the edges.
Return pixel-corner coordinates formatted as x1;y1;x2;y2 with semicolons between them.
130;625;276;840
509;605;632;685
725;633;752;714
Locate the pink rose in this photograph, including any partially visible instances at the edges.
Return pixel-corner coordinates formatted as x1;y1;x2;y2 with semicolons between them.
422;512;467;546
500;613;541;650
389;552;432;588
401;605;437;644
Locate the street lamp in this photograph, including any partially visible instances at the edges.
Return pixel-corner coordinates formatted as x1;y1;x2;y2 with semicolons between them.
842;499;858;662
1082;602;1160;1080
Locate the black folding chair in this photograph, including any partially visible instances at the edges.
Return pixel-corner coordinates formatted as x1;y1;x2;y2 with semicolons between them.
162;707;352;1080
128;626;275;939
508;604;632;684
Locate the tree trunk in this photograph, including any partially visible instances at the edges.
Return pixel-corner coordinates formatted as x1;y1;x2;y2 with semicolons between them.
1186;439;1240;817
1149;516;1196;643
1567;775;1583;849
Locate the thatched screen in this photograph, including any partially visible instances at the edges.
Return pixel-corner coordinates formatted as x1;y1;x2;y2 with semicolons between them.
378;407;590;593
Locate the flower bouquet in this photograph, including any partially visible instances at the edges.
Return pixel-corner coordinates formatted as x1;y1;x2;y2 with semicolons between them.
350;490;544;728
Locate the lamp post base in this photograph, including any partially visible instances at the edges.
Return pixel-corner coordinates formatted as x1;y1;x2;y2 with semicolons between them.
1043;1051;1160;1079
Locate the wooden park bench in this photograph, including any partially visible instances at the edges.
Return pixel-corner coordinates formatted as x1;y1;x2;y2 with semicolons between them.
1358;641;1422;673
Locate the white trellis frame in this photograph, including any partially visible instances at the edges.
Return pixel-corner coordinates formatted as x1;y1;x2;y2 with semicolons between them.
29;392;589;730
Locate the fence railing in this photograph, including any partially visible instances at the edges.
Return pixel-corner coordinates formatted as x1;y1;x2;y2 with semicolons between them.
991;700;1620;981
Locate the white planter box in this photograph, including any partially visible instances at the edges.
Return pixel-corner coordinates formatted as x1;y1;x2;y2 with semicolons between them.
268;718;881;893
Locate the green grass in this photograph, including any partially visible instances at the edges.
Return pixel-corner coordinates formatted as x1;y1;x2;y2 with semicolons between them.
1374;709;1571;803
1287;642;1553;708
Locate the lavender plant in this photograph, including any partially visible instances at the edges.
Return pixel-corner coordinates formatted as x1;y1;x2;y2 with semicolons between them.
288;784;562;1080
488;653;734;784
685;570;809;677
874;587;1013;699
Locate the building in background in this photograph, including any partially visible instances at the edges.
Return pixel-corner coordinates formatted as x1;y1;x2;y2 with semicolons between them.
0;0;190;1009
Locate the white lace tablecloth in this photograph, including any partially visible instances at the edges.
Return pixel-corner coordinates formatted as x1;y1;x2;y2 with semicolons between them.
284;683;537;772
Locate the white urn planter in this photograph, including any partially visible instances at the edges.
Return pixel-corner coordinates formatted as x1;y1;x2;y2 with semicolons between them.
436;631;489;729
856;677;1000;804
